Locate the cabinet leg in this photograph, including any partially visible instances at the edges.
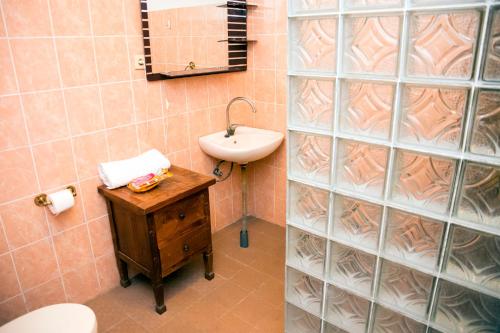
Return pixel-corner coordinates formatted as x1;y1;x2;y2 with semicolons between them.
152;282;166;314
203;249;214;280
118;260;131;288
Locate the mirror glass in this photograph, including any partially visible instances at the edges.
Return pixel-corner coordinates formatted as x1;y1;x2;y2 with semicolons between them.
146;0;229;76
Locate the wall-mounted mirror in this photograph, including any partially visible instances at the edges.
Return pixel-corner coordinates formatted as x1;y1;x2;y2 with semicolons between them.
141;0;253;80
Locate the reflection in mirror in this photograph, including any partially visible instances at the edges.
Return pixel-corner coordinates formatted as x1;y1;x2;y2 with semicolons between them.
143;0;250;80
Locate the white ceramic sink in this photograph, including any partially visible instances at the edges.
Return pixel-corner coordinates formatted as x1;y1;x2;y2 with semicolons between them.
199;126;284;164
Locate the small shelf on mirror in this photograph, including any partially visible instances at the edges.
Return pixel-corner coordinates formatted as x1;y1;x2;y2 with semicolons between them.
218;38;257;43
217;2;258;9
158;66;245;79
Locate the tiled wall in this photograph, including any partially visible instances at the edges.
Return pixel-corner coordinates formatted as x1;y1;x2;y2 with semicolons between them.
0;0;287;324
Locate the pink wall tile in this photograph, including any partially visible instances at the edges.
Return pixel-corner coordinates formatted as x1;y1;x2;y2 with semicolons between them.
163;80;187;115
254;70;276;103
80;177;107;220
94;37;130;83
73;132;108;179
32;139;77;191
186;77;209;111
133;80;163;121
88;216;113;258
215;197;233;231
0;254;21;302
22;90;69;144
46;187;85;233
0;148;38;204
107;125;139;160
101;83;134;128
2;0;51;37
0;198;49;249
24;278;66;311
0;295;26;326
56;38;97;87
65;86;105;135
49;0;91;36
166;114;189;153
123;0;142;36
0;7;5;37
138;120;166;153
89;0;125;36
12;238;59;290
62;261;99;303
0;40;17;95
0;96;28;150
207;75;229;107
253;35;276;70
10;38;60;92
95;253;119;292
53;224;93;273
167;149;191;169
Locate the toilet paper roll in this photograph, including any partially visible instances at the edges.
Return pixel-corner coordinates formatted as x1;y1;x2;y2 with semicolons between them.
47;189;75;215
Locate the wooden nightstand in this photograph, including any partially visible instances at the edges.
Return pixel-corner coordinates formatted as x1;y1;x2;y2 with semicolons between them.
98;166;216;314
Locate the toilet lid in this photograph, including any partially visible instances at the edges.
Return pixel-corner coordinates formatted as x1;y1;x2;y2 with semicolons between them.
0;303;97;333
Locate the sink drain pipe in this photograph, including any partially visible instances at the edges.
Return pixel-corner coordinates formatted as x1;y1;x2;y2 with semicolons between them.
240;164;249;248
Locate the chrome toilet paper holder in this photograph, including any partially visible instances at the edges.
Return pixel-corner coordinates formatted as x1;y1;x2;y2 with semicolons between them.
34;185;77;207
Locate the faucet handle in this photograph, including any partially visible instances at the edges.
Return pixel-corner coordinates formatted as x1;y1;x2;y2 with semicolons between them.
226;123;245;137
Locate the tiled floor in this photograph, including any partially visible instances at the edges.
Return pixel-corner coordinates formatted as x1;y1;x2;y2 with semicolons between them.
86;218;285;333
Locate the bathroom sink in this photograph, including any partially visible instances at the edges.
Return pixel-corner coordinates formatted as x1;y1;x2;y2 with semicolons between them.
199;126;284;164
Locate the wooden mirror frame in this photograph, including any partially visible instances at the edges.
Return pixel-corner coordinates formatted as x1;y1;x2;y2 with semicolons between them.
140;0;253;80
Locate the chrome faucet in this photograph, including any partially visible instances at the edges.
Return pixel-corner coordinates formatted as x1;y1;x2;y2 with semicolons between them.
225;97;257;137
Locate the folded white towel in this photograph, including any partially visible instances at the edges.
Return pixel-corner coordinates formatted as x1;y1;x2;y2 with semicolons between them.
98;149;171;189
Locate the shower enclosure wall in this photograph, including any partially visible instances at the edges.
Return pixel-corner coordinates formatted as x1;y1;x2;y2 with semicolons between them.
285;0;500;332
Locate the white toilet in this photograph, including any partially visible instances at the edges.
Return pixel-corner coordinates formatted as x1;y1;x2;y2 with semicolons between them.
0;303;97;333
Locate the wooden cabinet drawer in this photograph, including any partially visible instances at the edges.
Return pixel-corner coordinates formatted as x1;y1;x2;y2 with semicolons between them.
155;192;207;245
160;225;211;273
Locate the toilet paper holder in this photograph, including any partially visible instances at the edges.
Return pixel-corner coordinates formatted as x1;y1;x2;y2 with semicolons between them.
34;186;77;207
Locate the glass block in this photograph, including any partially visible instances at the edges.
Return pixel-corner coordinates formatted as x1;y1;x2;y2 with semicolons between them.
432;280;500;332
289;131;332;184
290;18;337;73
287;226;327;277
336;140;388;198
383;209;444;271
391;150;456;215
286;267;324;316
411;0;483;4
444;226;500;293
483;8;500;81
455;162;500;228
469;89;500;157
290;77;335;130
323;321;349;333
328;242;376;297
288;181;330;234
343;15;401;76
344;0;402;10
407;11;481;80
291;0;338;14
324;284;370;333
332;195;382;252
373;304;427;333
378;260;434;319
339;80;395;140
398;85;468;151
286;303;322;333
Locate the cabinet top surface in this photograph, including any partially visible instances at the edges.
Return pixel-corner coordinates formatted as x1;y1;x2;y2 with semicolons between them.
98;165;216;215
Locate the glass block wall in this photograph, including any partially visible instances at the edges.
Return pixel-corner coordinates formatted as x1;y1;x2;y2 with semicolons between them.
285;1;500;332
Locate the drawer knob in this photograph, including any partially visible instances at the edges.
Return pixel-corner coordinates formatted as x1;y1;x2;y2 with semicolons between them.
183;243;190;252
178;212;186;220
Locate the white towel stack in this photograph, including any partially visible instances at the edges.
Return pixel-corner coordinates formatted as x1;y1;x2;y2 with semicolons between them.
98;149;171;189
